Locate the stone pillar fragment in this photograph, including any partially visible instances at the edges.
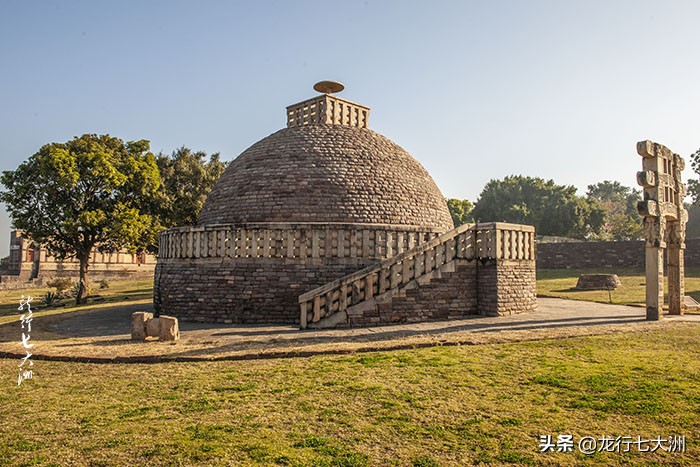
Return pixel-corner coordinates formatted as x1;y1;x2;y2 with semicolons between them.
131;312;152;340
159;315;180;341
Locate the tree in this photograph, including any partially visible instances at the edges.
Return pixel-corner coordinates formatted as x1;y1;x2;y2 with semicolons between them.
1;134;161;304
472;175;604;239
446;198;474;226
686;203;700;238
687;147;700;205
585;180;643;241
685;147;700;238
153;147;228;229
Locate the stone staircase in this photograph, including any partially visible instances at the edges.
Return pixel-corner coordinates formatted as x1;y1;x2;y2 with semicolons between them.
298;222;536;329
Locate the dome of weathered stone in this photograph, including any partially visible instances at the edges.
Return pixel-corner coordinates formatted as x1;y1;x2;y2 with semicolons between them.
199;124;454;231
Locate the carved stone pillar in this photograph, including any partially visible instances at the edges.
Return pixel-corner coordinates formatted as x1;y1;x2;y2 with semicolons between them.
666;218;686;316
637;140;687;321
643;216;665;321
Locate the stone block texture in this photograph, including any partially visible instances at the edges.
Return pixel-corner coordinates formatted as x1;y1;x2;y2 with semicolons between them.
198;124;454;231
145;317;161;337
158;315;180;341
345;259;537;326
479;260;537;317
130;312;152;340
537;238;700;270
155;257;376;324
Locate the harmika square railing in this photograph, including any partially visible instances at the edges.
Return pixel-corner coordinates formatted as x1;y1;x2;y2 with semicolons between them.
286;94;370;128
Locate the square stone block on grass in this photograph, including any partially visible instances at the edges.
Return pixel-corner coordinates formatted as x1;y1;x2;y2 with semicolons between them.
130;312;153;340
159;315;180;341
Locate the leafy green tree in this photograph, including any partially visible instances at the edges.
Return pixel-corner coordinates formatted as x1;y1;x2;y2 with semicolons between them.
1;134;161;304
446;198;474;226
154;147;228;229
686;203;700;238
585;180;643;241
472;175;604;239
687;147;700;205
683;147;700;238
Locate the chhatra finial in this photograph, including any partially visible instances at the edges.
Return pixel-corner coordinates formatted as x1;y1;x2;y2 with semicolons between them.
313;80;344;94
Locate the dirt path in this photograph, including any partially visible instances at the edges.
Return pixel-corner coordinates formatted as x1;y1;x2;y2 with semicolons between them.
0;298;697;362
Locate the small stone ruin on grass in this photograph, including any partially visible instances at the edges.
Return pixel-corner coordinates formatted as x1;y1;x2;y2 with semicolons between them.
575;274;621;291
131;312;179;342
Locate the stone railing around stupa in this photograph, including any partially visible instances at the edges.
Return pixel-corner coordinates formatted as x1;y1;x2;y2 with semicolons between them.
154;222;446;324
298;222;536;329
157;223;442;261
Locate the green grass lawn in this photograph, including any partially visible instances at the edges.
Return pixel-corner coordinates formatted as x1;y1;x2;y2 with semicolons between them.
0;274;698;465
1;326;699;466
537;267;700;308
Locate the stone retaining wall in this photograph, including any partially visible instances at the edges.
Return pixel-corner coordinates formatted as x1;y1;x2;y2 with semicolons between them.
346;258;537;326
156;222;538;326
483;260;538;316
369;261;479;325
537;238;700;269
154;256;377;324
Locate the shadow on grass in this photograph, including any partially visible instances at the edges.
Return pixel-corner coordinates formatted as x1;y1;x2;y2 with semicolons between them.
57;338;134;347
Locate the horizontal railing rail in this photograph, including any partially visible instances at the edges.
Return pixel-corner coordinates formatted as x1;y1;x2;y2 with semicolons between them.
157;223;442;261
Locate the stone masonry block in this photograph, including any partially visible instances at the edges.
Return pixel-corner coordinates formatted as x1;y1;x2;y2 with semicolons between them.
158;315;180;341
131;312;152;340
145;317;161;338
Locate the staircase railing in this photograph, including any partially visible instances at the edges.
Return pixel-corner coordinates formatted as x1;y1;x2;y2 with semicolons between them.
298;222;535;328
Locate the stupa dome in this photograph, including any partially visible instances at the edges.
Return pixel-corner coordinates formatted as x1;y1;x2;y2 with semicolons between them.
198;91;453;231
155;83;538;327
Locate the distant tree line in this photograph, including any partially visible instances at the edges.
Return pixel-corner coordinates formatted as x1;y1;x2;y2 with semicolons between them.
449;158;700;239
447;176;644;241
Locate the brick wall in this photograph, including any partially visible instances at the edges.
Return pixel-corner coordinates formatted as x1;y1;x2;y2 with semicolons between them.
487;260;538;316
537;238;700;269
344;258;537;326
154;256;377;324
366;261;479;325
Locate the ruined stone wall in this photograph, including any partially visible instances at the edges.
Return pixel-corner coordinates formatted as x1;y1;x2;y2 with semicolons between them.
3;230;156;285
537;239;700;269
154;257;377;324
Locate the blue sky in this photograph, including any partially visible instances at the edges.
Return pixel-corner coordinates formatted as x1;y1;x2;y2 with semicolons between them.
1;0;699;256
